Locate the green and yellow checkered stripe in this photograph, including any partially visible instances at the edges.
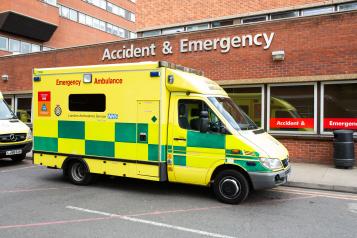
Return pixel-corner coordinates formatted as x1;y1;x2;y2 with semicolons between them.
34;120;165;162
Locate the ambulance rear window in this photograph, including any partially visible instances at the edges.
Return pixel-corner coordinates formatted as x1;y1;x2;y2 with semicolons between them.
69;94;106;112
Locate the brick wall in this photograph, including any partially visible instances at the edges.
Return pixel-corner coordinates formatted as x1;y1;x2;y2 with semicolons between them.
0;12;356;164
137;0;331;29
279;138;357;164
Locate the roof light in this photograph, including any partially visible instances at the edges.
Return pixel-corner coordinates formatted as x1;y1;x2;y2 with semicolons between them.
33;76;41;82
83;73;92;83
150;71;160;77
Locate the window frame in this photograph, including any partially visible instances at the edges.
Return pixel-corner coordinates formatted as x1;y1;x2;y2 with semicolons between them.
241;15;268;24
338;2;357;11
320;80;357;135
267;82;318;134
223;84;265;129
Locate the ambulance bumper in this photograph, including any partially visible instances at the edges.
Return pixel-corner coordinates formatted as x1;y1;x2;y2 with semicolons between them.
248;166;291;190
0;141;33;158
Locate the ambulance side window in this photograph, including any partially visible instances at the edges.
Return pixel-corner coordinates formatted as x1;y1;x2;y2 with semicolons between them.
178;99;227;134
69;94;106;112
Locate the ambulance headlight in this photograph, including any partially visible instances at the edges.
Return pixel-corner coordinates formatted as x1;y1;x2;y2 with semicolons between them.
27;129;32;140
259;157;282;170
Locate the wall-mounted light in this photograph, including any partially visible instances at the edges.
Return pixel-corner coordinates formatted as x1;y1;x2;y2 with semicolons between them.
272;50;285;61
2;75;9;81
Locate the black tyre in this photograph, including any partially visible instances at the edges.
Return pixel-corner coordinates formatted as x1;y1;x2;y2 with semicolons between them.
67;160;93;185
213;170;250;204
11;154;26;162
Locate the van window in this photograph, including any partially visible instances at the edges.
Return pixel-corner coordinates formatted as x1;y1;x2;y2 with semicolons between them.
69;94;106;112
178;99;226;134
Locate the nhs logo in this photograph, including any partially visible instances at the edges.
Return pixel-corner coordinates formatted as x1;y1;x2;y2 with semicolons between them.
107;113;118;119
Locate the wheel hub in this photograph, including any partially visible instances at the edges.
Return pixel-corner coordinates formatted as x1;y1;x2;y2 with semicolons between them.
220;178;240;198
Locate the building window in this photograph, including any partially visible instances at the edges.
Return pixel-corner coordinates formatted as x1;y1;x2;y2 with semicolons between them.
44;0;57;6
20;42;31;54
0;36;8;51
69;94;106;112
322;81;357;133
69;9;78;21
9;39;20;53
4;96;14;111
162;27;185;35
142;30;161;37
271;11;299;20
302;6;334;16
186;23;210;32
31;44;41;53
61;6;70;19
242;15;268;24
224;86;264;128
268;84;316;133
338;2;357;11
212;20;234;28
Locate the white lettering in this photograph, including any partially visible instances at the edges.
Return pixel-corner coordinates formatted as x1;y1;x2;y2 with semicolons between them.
188;40;203;52
219;37;230;53
263;32;275;50
253;33;263;46
242;35;253;47
102;48;111;61
231;36;241;48
180;39;188;52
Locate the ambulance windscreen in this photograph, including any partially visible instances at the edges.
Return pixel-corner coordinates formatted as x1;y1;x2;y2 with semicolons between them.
209;97;258;131
0;100;16;120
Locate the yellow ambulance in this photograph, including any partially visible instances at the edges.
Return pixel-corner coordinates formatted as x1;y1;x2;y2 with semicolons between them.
33;61;290;204
0;92;32;162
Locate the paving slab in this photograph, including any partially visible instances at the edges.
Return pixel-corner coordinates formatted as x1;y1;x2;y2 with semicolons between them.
285;162;357;193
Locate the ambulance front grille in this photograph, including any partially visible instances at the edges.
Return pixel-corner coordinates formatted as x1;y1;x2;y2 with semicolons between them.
0;133;26;143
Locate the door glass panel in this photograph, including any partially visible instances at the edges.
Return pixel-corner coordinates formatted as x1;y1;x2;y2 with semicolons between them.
17;97;32;123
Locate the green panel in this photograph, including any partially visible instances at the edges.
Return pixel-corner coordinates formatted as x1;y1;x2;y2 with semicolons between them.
148;144;159;161
34;136;58;152
174;155;186;166
161;145;167;162
233;160;270;172
137;123;148;144
58;121;85;139
85;140;114;157
115;123;136;143
187;131;225;149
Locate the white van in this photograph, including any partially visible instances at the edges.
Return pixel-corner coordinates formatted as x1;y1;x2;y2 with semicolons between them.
0;92;32;162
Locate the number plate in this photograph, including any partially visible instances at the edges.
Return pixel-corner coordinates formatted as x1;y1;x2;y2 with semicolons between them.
6;149;22;156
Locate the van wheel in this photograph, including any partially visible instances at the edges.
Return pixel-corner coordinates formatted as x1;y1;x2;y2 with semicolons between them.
67;160;93;185
11;154;26;162
213;170;249;204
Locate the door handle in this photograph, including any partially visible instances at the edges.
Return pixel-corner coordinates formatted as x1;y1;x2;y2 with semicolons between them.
174;137;186;141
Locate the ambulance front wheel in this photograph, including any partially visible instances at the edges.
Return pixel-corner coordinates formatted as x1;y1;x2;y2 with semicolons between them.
67;160;93;185
213;170;249;204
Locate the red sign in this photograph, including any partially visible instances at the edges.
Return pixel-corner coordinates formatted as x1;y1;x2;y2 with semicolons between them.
324;118;357;130
270;118;314;129
38;91;51;117
38;91;51;101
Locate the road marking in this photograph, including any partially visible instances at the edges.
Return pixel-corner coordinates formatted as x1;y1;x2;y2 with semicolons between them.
348;203;357;214
0;165;38;173
0;217;110;230
0;187;73;194
273;187;357;201
67;205;236;238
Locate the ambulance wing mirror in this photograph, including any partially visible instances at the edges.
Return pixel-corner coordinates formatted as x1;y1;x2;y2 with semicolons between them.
199;111;209;133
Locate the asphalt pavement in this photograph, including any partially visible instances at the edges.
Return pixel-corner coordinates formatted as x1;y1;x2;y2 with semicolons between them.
1;159;357;238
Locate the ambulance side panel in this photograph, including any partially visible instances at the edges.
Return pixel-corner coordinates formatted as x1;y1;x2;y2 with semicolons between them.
33;66;169;181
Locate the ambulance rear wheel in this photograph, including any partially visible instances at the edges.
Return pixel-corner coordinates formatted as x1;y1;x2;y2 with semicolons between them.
213;170;249;204
67;160;93;185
